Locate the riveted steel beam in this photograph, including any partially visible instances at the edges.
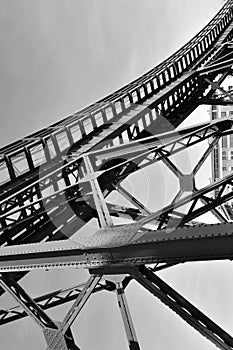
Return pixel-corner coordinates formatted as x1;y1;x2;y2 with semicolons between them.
0;280;113;326
45;275;101;350
0;273;56;330
130;266;233;350
116;283;140;350
0;274;80;350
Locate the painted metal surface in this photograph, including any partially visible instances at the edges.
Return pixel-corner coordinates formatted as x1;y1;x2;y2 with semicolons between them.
1;2;233;349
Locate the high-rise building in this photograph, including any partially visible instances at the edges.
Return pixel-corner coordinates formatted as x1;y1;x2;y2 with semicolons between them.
210;84;233;220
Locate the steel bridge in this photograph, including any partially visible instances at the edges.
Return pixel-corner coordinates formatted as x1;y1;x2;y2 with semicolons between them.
1;1;233;349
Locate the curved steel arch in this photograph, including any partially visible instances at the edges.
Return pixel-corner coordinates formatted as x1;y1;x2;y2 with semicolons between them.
1;1;233;349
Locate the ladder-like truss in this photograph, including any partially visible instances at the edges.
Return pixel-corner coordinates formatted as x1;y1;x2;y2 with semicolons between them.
2;1;233;349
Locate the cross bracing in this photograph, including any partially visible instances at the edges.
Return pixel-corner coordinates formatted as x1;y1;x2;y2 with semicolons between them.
2;1;233;349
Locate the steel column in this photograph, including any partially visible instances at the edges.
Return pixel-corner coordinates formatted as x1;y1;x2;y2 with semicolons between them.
116;282;140;350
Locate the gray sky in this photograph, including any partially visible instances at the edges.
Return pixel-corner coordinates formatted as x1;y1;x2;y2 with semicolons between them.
0;1;231;350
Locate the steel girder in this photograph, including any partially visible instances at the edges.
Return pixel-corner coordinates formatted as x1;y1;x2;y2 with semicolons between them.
44;275;101;350
90;265;233;350
5;263;233;350
2;220;233;271
0;274;80;350
0;0;232;252
115;282;140;350
0;116;232;245
0;279;118;326
1;2;233;350
130;266;233;350
0;276;132;327
0;0;232;190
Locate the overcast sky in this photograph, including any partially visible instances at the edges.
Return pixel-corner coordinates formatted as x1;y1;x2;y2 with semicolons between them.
0;1;232;350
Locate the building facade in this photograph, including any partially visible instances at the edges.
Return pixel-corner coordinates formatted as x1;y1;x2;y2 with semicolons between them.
210;84;233;219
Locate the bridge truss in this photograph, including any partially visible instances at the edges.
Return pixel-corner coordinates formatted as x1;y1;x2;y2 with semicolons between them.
1;1;233;349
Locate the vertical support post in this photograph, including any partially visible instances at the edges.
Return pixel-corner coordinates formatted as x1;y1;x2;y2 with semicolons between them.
116;283;140;350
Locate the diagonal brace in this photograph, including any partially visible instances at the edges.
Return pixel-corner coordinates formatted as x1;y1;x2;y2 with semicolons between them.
46;275;101;350
129;266;233;350
0;273;56;330
0;274;79;350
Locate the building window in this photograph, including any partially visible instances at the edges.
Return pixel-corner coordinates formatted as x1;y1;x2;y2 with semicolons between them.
222;151;227;160
222;136;228;148
212;111;217;120
229;111;233;115
223;167;227;171
230;134;233;148
231;151;233;160
231;167;233;171
213;149;219;179
221;111;227;117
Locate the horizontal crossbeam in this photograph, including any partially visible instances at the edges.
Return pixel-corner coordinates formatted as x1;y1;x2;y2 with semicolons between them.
1;221;233;271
